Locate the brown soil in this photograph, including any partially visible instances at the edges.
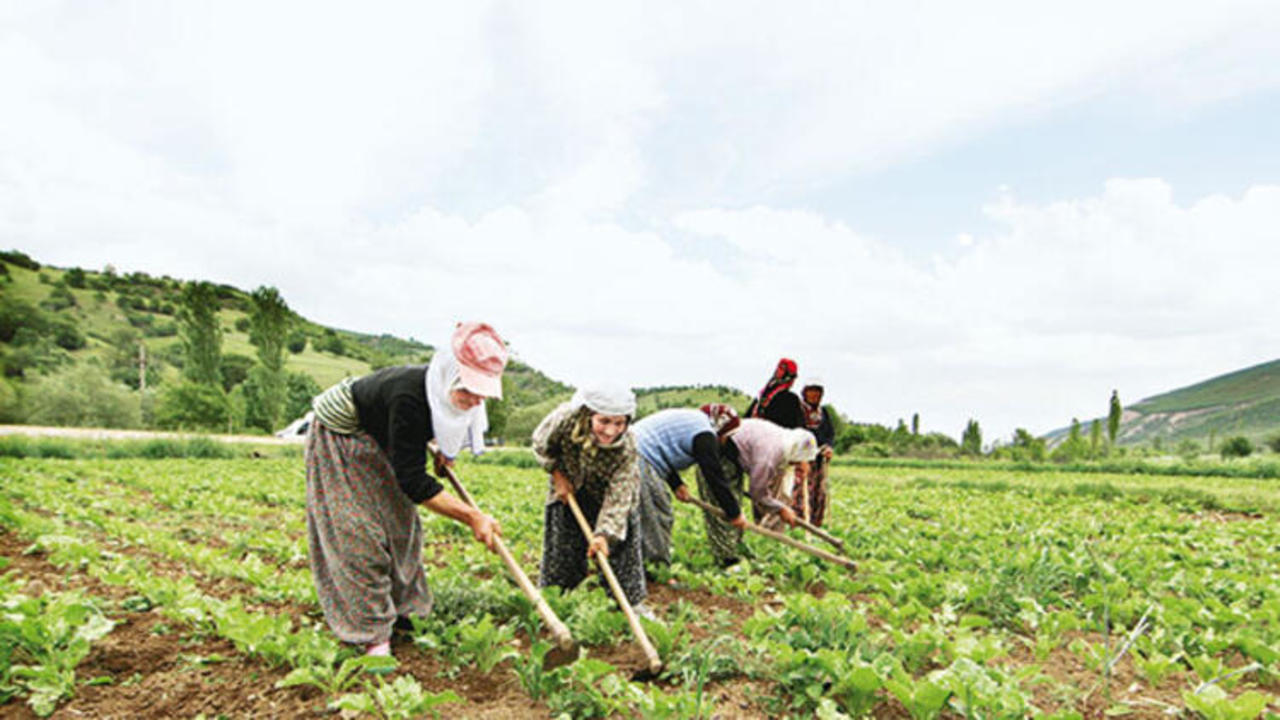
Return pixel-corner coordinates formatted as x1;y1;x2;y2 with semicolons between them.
0;529;548;719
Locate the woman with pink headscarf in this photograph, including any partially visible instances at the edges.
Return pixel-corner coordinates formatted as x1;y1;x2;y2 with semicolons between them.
305;322;507;660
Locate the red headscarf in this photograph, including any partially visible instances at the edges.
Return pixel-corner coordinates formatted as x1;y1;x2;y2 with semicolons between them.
749;358;797;418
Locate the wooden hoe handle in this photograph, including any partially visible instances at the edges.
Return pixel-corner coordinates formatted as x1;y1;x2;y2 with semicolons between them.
689;496;857;572
794;516;846;552
440;463;575;652
562;492;663;675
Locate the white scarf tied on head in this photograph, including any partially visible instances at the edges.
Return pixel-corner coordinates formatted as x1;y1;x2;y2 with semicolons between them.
782;428;818;463
570;384;636;418
426;347;489;460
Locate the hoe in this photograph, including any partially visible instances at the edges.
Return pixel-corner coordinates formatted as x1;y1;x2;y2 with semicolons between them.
436;458;580;670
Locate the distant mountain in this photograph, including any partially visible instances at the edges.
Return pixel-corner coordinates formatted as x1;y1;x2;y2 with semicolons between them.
1046;359;1280;447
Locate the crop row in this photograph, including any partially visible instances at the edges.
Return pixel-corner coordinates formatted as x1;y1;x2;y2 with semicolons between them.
3;455;1278;718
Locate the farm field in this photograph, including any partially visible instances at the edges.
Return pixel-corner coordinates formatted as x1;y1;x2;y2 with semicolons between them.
1;450;1278;718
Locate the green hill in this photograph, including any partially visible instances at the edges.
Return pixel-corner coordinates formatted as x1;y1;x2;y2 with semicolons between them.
635;385;753;416
1046;359;1280;448
0;250;750;442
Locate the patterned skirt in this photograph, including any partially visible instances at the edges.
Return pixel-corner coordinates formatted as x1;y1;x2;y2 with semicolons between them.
695;455;746;565
637;459;674;566
305;420;433;645
790;454;830;526
539;487;646;606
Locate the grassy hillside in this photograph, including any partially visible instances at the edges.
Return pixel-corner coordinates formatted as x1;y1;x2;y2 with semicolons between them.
1;251;752;441
635;385;753;417
1;258;380;387
1046;358;1280;448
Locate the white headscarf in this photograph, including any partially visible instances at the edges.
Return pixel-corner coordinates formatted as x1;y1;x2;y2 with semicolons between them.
426;347;489;459
570;383;636;418
781;428;818;463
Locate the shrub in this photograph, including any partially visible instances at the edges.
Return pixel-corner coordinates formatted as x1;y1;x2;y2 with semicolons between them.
41;284;77;311
1220;436;1254;459
23;364;141;428
1;333;72;377
0;377;20;422
154;381;231;431
0;296;46;343
125;310;154;329
50;319;87;351
220;353;255;391
0;249;40;270
318;333;346;356
130;436;234;459
1267;434;1280;454
284;371;321;421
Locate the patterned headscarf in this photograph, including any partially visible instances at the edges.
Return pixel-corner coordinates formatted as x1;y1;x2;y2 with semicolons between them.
700;403;741;438
750;358;798;418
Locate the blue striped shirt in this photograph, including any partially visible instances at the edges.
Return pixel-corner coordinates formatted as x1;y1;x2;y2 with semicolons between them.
633;409;714;480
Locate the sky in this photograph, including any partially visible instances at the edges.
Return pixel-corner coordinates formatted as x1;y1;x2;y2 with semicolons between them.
4;1;1280;442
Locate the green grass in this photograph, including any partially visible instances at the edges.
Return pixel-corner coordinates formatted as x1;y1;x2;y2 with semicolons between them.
0;434;299;460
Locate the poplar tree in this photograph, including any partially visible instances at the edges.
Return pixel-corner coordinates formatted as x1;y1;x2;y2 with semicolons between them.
247;286;292;431
1107;390;1122;446
177;281;223;386
961;419;983;456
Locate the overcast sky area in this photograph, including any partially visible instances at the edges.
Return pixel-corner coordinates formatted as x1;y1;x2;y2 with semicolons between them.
4;1;1280;442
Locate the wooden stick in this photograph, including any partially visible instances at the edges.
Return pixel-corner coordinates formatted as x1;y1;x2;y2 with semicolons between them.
438;461;576;653
688;496;857;572
733;488;845;552
563;492;663;675
793;516;845;552
798;466;810;523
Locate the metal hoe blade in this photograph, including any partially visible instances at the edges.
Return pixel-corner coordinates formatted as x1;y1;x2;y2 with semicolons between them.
542;641;580;670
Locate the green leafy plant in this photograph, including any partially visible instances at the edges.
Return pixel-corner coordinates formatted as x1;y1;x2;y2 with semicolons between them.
544;657;626;719
275;654;395;695
511;640;566;701
456;614;518;673
1181;685;1272;720
331;675;460;720
1131;647;1181;688
885;672;951;720
1;591;116;717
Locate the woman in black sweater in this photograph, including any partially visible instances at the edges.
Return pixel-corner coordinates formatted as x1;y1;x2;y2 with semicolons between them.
305;323;506;659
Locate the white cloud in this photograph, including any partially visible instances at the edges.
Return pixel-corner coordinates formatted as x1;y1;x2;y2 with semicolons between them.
4;2;1280;442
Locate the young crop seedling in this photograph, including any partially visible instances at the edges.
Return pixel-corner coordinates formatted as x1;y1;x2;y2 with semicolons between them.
330;675;461;720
